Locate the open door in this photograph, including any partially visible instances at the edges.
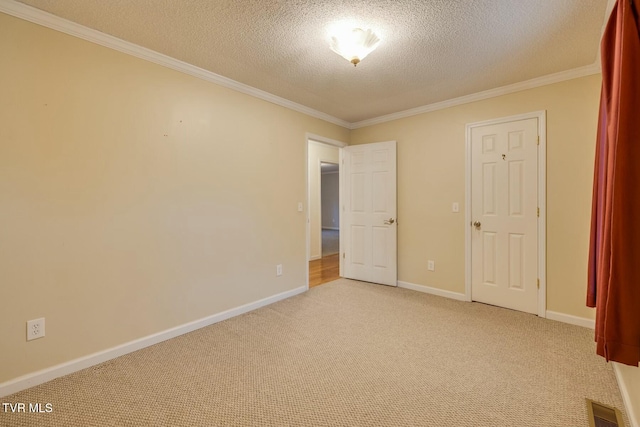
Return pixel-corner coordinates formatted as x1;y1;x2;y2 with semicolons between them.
342;141;397;286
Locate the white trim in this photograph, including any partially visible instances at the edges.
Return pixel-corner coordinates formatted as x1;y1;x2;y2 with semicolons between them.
306;133;348;148
0;285;306;398
305;135;346;277
305;144;312;278
613;363;640;427
544;309;639;427
536;113;547;318
308;255;322;261
465;111;547;317
339;148;344;275
465;111;546;130
464;126;473;303
545;311;595;329
0;0;350;129
316;158;324;259
350;65;599;129
0;0;605;132
398;281;467;301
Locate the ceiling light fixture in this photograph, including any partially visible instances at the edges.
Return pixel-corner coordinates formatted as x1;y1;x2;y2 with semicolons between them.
329;28;380;66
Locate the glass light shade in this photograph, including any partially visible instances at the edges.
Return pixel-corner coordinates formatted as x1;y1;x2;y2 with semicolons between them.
329;28;380;66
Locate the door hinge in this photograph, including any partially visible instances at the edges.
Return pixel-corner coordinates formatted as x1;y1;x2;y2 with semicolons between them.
537;136;540;145
537;207;540;217
343;253;345;259
537;279;540;289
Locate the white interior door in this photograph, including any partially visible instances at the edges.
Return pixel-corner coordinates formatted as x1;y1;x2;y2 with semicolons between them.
342;141;397;286
471;118;539;314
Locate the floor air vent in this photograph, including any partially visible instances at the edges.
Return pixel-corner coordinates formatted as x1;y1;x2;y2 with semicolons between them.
586;399;625;427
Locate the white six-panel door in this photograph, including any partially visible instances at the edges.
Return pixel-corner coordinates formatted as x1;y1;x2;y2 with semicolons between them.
471;118;539;314
342;141;397;287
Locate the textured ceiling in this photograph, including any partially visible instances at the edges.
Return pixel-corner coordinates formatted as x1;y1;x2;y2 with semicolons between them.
15;0;609;124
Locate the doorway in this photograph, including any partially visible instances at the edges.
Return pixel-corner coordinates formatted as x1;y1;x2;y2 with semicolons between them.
309;162;340;288
465;111;547;316
320;162;340;257
307;136;346;288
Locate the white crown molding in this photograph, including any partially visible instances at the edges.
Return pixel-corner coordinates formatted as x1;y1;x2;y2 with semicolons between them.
0;0;351;129
0;0;606;133
350;64;601;129
0;284;307;398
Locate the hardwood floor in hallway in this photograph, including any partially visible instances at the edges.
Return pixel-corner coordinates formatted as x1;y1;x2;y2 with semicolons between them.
309;254;340;288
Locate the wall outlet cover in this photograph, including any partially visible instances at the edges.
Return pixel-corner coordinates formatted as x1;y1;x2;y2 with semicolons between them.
27;318;45;341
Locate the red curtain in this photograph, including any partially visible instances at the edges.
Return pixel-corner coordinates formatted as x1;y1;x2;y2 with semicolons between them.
587;0;640;367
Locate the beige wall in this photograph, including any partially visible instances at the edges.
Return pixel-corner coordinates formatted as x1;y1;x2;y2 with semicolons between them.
0;10;610;387
308;142;340;260
351;75;601;320
0;13;349;384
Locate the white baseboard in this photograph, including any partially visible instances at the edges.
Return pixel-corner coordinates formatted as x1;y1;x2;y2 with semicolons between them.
0;285;306;398
397;281;467;301
396;283;598;330
309;255;321;261
548;311;640;427
613;363;640;427
545;311;595;329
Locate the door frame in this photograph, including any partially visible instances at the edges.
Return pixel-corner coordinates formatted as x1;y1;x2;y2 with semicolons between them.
305;133;347;289
464;111;547;317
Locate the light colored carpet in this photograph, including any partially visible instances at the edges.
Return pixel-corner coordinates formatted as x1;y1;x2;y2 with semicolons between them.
321;228;339;257
1;279;628;427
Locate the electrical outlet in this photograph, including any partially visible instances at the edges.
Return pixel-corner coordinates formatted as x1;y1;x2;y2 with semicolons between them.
27;318;45;341
297;202;303;212
427;260;435;271
276;264;283;276
452;202;460;213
